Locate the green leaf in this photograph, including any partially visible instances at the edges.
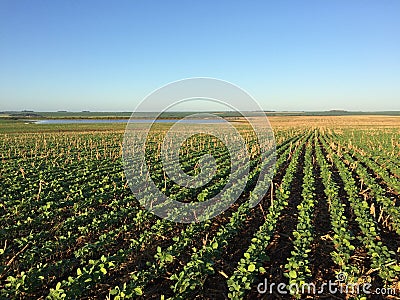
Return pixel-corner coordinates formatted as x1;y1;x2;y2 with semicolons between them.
109;289;118;295
393;265;400;272
289;270;297;278
248;264;256;272
134;287;143;295
212;241;218;249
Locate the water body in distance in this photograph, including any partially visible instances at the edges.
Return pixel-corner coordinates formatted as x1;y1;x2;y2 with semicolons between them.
34;119;226;124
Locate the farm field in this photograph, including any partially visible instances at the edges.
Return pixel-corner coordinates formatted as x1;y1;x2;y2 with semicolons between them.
1;116;400;299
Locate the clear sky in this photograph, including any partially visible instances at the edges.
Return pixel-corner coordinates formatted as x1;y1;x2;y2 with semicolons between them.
0;0;399;111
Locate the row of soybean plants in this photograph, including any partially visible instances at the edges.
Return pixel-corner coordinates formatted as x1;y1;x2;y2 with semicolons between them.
167;134;300;298
1;138;130;268
1;134;157;256
226;132;309;299
1;132;236;298
0;132;122;164
227;128;396;300
0;134;171;285
44;130;283;299
1;160;126;239
106;133;304;299
354;135;400;179
327;134;400;234
283;136;316;298
44;140;248;299
0;133;125;227
332;129;400;194
2;170;143;296
335;129;400;180
1;128;299;298
345;129;400;163
319;134;400;283
313;136;360;283
2;130;229;244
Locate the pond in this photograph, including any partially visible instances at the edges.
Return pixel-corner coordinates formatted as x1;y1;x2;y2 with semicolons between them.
34;119;226;124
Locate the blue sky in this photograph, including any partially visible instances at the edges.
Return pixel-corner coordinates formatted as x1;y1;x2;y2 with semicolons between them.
0;0;399;111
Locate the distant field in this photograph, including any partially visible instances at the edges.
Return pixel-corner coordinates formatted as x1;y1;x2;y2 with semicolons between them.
2;110;400;120
1;116;399;299
2;115;400;134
